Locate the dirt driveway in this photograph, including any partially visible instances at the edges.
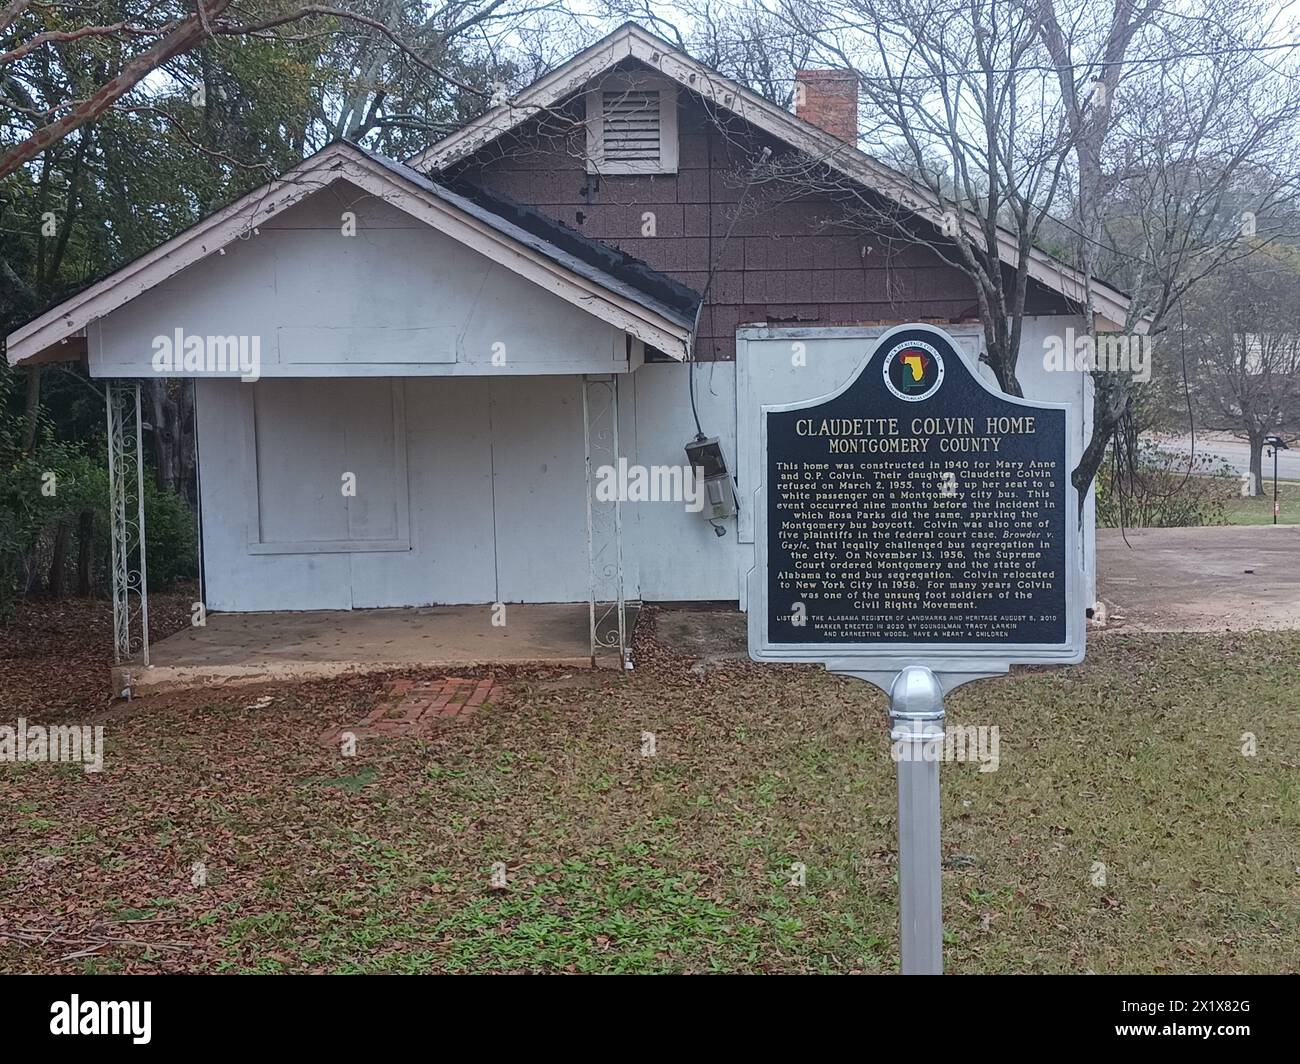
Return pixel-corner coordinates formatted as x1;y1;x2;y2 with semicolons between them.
1097;524;1300;632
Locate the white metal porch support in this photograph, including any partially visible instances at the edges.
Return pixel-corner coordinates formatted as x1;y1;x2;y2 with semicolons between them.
582;375;627;668
105;379;149;693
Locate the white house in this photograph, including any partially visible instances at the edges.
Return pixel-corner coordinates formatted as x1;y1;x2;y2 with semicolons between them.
4;24;1126;683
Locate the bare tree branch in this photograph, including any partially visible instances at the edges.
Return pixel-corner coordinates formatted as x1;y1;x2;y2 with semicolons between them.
0;0;234;180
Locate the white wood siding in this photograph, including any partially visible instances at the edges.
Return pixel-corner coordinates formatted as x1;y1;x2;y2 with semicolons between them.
88;183;630;379
198;376;593;609
194;338;1093;613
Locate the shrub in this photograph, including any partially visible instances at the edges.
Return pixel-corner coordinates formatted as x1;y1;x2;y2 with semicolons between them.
0;435;83;619
139;478;198;589
1096;442;1233;528
1;445;197;618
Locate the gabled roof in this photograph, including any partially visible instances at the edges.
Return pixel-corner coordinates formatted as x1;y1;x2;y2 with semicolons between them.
444;174;702;322
409;22;1133;330
5;140;701;367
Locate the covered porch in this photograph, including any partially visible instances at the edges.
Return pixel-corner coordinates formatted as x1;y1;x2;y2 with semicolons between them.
4;142;703;696
128;602;639;690
100;368;641;696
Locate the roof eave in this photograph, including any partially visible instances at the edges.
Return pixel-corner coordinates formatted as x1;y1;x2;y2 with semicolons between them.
5;139;694;368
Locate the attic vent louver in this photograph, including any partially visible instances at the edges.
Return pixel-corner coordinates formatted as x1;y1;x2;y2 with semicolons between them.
587;76;678;175
601;90;661;163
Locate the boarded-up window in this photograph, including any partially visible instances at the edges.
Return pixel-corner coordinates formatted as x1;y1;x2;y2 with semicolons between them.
242;378;410;554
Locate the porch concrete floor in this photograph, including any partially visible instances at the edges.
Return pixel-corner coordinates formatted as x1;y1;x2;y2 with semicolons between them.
137;603;633;688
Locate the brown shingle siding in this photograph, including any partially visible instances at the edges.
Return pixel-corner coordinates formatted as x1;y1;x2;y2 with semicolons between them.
447;86;1073;360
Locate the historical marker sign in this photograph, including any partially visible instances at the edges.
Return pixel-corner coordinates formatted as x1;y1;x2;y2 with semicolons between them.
746;322;1085;974
748;323;1084;675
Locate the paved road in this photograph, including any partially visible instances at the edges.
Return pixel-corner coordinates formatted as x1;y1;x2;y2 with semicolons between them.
1097;524;1300;632
1149;433;1300;483
656;526;1300;647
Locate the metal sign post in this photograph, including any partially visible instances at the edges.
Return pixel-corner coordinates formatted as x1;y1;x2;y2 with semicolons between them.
890;666;945;974
1266;435;1288;525
748;324;1085;975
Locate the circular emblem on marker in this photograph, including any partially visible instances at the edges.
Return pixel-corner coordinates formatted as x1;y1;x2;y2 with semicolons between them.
882;340;945;401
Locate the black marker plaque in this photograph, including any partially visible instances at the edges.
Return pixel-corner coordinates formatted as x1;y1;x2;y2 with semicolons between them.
763;326;1070;649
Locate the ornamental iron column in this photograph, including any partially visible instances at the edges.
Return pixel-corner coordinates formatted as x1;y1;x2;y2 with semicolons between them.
105;379;149;693
582;375;627;668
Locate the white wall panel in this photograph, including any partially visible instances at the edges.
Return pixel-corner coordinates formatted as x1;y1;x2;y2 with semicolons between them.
246;377;406;551
490;376;590;602
198;375;594;610
349;377;497;607
627;361;742;601
195;379;353;611
89;182;628;379
195;321;1095;616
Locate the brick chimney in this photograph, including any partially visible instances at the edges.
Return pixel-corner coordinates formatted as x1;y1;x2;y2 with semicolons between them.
794;69;858;146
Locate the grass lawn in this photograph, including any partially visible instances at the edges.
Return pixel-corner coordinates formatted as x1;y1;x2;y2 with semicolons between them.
1220;479;1300;525
2;605;1297;974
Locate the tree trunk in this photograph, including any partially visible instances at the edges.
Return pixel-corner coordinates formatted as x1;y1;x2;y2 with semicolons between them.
178;379;197;507
1249;435;1266;497
1073;422;1112;516
147;378;179;494
145;377;198;504
1074;371;1132;516
77;509;95;595
22;550;42;594
0;0;234;182
48;517;71;597
20;364;40;452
